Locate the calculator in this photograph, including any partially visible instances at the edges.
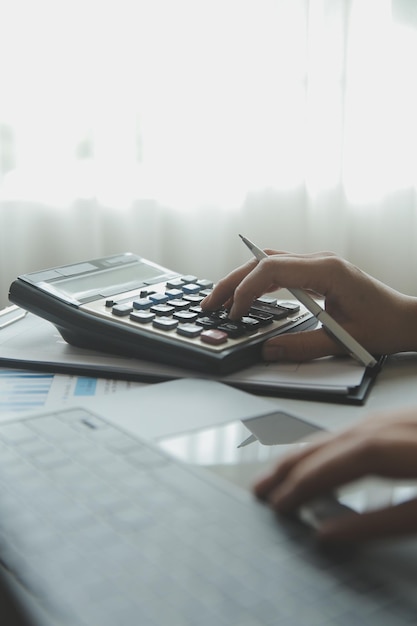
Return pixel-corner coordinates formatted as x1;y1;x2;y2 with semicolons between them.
8;253;317;375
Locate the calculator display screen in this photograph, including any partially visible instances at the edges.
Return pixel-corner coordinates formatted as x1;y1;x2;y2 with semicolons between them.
52;263;163;300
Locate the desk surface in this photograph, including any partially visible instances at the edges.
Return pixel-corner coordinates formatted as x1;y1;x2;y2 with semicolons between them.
1;352;417;515
259;352;417;432
158;353;417;509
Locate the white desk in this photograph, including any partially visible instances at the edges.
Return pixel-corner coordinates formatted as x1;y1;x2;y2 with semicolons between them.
158;353;417;504
2;353;417;510
260;352;417;433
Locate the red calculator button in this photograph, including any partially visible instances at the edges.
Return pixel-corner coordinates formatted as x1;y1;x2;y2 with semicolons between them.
200;329;228;345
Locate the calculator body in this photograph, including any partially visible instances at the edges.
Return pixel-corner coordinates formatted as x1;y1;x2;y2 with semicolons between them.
9;253;317;375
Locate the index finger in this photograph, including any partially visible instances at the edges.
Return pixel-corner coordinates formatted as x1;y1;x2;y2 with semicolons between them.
263;432;371;513
229;252;339;319
201;258;258;311
202;249;291;313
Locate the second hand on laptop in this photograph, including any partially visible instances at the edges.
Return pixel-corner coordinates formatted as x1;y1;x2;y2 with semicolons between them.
239;234;377;369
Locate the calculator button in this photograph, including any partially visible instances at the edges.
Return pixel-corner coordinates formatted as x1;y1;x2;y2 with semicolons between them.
168;299;190;311
112;303;133;316
130;311;155;324
182;283;200;295
255;296;277;305
278;301;301;313
150;304;175;316
132;298;152;310
149;293;169;304
217;322;246;339
165;278;185;289
241;317;260;333
250;302;288;320
200;329;228;345
173;311;199;323
199;289;213;297
176;323;203;338
196;279;213;289
189;305;205;316
165;288;183;299
183;294;204;304
196;317;218;329
180;275;198;284
152;317;178;331
248;311;274;326
209;309;229;321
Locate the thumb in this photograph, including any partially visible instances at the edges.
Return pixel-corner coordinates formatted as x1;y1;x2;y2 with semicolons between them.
262;328;344;362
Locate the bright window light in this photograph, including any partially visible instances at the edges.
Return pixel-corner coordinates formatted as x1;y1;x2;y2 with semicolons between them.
0;0;416;209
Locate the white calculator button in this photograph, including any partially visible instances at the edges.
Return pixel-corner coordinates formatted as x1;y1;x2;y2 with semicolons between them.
189;305;204;316
112;303;133;316
150;304;175;316
166;278;184;289
173;311;199;323
196;279;213;289
183;294;204;304
153;317;178;331
180;275;198;284
130;311;155;324
168;299;190;311
176;323;202;338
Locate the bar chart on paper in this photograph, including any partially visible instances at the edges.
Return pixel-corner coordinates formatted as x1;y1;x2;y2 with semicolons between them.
0;368;144;418
0;369;54;412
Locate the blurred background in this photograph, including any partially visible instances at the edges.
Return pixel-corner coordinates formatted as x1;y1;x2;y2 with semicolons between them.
1;0;417;308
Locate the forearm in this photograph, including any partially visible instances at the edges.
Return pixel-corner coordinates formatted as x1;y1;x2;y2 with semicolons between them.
395;296;417;353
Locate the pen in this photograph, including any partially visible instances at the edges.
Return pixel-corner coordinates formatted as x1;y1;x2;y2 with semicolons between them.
239;234;377;368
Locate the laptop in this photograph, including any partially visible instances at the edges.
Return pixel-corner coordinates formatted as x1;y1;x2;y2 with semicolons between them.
0;402;417;625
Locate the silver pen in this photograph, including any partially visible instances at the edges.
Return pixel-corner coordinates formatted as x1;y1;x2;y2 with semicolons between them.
239;234;377;368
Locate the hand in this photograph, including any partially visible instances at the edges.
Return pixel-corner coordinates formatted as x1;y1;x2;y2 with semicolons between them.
253;408;417;543
202;251;417;361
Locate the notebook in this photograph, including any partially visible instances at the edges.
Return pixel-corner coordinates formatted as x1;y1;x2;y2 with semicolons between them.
0;405;417;625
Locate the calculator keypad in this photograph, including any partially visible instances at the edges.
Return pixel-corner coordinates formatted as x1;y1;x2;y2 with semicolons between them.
82;274;307;353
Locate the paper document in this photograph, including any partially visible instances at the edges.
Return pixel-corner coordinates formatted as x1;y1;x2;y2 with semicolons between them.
225;357;365;391
47;378;284;441
0;309;380;404
0;367;143;421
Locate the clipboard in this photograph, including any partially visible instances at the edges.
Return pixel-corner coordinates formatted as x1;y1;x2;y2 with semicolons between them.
0;306;384;405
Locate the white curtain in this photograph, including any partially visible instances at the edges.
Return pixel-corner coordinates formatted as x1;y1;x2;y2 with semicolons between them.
1;0;417;308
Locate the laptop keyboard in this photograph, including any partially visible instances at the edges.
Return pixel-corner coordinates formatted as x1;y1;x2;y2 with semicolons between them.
0;408;416;625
